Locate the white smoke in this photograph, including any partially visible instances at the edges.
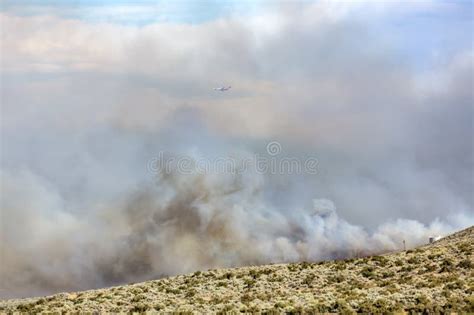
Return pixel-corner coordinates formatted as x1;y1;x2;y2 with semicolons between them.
1;155;472;299
1;1;473;300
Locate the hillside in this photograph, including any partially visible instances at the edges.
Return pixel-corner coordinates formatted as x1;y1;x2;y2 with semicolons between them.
1;226;473;313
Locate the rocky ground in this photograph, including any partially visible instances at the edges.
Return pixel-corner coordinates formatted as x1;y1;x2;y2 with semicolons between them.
1;226;472;313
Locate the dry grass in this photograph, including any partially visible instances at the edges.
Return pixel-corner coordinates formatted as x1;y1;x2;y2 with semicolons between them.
1;226;473;313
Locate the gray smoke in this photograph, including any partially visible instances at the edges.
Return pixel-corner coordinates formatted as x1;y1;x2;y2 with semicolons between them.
1;151;471;298
1;2;473;299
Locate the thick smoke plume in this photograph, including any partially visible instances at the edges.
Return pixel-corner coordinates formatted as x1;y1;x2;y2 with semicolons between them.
1;1;473;299
1;147;472;299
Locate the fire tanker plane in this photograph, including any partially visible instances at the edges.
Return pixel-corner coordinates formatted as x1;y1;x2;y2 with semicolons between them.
214;86;231;91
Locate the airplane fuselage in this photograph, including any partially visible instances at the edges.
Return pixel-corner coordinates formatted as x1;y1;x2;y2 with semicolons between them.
214;86;231;91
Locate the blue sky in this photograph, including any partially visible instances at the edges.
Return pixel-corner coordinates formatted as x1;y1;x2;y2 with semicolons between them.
1;0;471;22
0;0;269;24
1;0;472;69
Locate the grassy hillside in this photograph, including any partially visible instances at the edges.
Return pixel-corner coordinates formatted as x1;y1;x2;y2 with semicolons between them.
1;226;473;313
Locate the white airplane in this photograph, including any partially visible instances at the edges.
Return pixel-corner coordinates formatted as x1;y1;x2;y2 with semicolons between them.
214;86;231;92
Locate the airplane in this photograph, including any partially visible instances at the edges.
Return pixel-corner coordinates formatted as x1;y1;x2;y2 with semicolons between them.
214;86;231;92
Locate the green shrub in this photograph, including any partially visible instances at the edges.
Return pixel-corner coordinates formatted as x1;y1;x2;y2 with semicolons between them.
333;261;347;271
130;303;150;312
131;293;147;302
185;288;197;298
381;271;395;278
332;299;354;313
274;301;287;309
248;269;262;279
154;303;165;310
303;274;315;285
306;303;331;313
355;258;369;265
464;295;474;312
361;266;376;279
428;253;442;259
407;256;420;264
16;303;35;312
357;299;390;313
371;255;388;267
165;287;180;294
268;275;284;282
300;261;312;269
445;280;465;290
386;284;400;294
439;259;455;272
240;293;254;304
445;296;464;311
457;259;472;269
328;274;345;284
398;275;413;285
243;278;256;288
400;265;415;272
458;242;471;254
